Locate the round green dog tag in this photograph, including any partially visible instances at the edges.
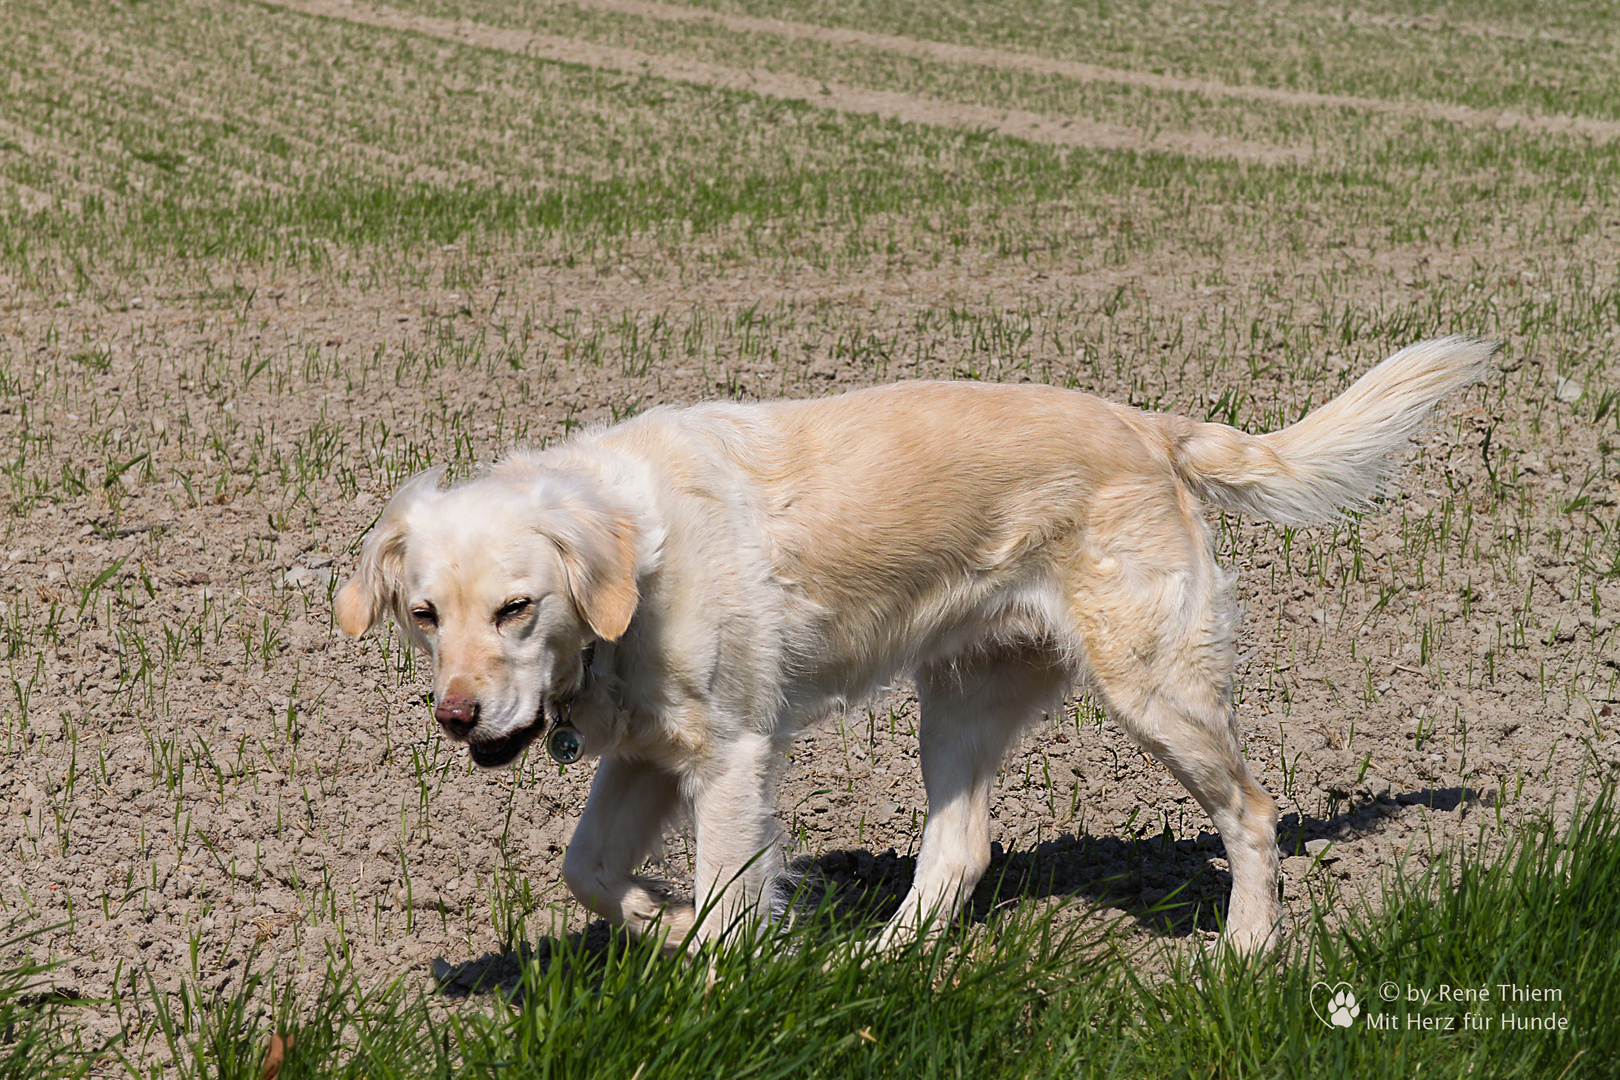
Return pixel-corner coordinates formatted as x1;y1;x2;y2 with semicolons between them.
548;724;582;764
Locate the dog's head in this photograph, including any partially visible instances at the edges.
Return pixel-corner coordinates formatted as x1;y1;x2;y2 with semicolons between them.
335;464;641;767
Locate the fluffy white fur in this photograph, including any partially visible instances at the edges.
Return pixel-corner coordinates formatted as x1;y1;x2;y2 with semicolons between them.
336;336;1492;954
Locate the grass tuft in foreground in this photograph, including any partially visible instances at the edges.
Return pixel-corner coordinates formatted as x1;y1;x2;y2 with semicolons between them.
48;785;1620;1077
0;923;101;1080
447;900;1116;1080
1135;782;1620;1078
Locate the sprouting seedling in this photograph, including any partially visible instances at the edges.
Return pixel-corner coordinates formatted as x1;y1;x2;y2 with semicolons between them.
103;450;150;490
77;553;130;617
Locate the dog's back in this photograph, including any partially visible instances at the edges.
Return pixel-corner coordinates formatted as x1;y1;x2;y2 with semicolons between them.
602;339;1491;677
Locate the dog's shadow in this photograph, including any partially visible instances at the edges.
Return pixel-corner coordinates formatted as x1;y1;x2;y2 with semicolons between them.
432;785;1480;998
795;829;1228;943
789;784;1483;940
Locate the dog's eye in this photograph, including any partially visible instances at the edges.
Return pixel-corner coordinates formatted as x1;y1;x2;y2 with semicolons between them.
411;605;438;629
495;598;532;625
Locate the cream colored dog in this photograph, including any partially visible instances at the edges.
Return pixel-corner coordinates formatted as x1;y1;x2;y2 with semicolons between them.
336;337;1491;954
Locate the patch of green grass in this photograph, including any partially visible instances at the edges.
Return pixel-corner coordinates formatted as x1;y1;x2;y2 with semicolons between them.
1136;784;1620;1078
467;915;1111;1079
124;788;1620;1078
0;922;104;1079
131;957;451;1080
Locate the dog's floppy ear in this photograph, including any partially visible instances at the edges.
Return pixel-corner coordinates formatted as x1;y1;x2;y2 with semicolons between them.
335;466;446;637
548;500;641;642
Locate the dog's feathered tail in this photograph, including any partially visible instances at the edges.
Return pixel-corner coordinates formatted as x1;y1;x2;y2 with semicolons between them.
1165;336;1495;525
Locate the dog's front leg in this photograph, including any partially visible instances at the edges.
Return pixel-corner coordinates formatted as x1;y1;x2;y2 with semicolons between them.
874;653;1067;952
687;730;784;948
562;755;695;950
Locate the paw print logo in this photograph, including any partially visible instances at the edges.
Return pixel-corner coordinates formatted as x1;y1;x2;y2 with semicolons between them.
1310;982;1361;1029
1328;988;1360;1027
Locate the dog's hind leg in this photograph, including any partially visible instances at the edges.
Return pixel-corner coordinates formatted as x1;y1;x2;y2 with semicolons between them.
874;647;1068;951
562;755;695;950
1089;673;1281;953
1070;530;1282;954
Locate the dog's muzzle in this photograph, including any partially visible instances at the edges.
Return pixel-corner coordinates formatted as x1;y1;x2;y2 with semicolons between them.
464;643;594;769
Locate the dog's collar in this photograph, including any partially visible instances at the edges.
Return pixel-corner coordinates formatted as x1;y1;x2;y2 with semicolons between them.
544;640;597;764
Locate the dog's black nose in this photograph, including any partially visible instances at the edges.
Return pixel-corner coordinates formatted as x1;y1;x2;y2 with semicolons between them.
434;696;480;739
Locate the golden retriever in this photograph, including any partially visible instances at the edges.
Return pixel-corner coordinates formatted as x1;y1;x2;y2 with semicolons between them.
336;337;1492;954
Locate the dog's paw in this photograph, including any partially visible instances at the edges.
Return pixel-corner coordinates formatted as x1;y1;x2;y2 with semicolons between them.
653;903;698;956
819;936;883;974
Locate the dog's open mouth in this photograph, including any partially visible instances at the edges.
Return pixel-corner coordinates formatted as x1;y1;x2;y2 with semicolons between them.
467;711;546;769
